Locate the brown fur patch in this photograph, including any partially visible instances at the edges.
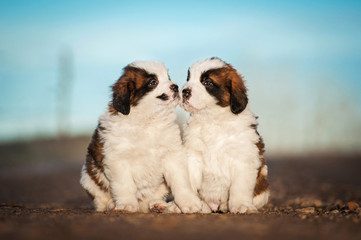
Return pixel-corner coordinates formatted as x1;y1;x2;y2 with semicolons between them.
108;102;118;115
110;66;159;115
200;62;248;114
85;124;108;192
253;130;269;196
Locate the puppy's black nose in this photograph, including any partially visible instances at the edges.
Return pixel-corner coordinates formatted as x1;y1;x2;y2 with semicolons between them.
182;88;191;99
170;84;179;92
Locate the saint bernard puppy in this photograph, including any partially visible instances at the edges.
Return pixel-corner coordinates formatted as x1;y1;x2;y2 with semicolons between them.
80;61;202;213
181;57;270;214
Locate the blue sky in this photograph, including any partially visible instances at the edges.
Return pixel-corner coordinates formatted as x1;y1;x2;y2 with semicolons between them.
0;0;360;153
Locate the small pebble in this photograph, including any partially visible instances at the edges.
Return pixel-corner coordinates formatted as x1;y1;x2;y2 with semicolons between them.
296;207;315;214
300;215;307;220
313;200;323;207
331;210;339;214
347;202;359;211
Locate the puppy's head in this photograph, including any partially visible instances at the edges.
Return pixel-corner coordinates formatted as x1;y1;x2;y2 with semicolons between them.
181;57;248;114
110;61;179;115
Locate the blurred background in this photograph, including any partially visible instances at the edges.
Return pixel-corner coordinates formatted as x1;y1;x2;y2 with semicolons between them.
0;0;360;157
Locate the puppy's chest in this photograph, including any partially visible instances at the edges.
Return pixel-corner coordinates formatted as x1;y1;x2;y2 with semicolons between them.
195;124;240;177
106;124;173;155
106;125;168;198
198;126;231;176
200;124;236;154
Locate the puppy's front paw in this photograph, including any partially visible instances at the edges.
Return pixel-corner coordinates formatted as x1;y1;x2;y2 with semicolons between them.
219;202;228;213
200;201;212;214
176;194;202;214
166;202;182;214
149;200;168;213
229;204;257;214
149;200;181;213
106;199;115;211
114;200;139;213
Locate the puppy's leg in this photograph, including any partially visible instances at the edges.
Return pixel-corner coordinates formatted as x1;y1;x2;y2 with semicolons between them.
163;149;202;214
187;149;213;213
187;150;203;194
253;164;270;209
228;163;258;214
80;168;112;211
253;190;270;209
104;160;139;212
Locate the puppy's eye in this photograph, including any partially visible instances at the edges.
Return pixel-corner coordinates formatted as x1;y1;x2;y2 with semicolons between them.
148;79;158;86
203;79;213;86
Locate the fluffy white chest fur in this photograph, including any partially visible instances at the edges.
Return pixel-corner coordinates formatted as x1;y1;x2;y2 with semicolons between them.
100;110;180;201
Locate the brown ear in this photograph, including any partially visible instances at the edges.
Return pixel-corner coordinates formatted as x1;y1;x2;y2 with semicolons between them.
229;71;248;114
112;80;134;115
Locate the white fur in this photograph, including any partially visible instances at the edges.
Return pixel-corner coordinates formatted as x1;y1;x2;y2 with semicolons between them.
80;61;201;213
182;58;268;213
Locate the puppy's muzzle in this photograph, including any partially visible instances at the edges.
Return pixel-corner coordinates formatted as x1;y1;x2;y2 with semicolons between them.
182;88;191;100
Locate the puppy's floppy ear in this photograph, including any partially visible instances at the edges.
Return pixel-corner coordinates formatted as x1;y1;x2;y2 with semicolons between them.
228;71;248;114
112;79;134;115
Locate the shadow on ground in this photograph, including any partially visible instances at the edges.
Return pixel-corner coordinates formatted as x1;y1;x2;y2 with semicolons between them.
0;137;360;240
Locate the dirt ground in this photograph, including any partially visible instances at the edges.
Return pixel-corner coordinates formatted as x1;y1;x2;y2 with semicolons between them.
0;137;360;240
